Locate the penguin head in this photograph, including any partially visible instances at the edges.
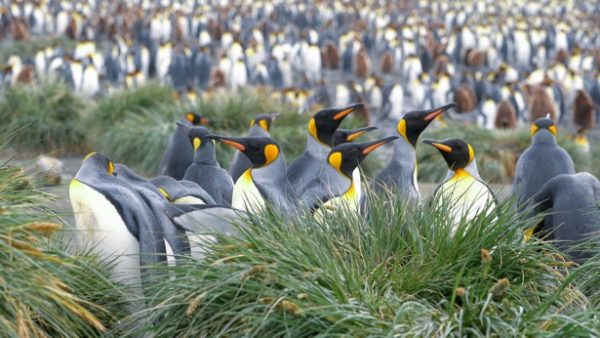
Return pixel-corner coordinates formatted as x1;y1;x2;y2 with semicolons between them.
332;126;377;147
531;117;557;137
423;138;474;171
250;113;278;132
209;135;281;168
82;152;115;176
184;112;209;126
185;126;212;152
308;103;365;146
328;136;398;178
397;103;457;147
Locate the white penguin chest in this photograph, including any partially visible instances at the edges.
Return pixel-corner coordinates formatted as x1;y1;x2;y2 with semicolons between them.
232;170;266;212
69;180;140;284
436;172;495;230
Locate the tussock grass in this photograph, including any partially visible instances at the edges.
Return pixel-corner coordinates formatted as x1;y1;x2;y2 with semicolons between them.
0;136;127;337
127;194;599;337
0;81;86;155
0;38;76;64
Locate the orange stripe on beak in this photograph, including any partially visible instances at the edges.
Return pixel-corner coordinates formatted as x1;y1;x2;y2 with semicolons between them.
333;108;354;120
430;142;453;153
220;140;246;151
362;141;387;155
424;109;444;121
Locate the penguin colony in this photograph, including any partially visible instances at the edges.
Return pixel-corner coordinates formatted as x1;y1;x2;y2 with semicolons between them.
0;0;590;295
1;0;599;137
71;103;600;292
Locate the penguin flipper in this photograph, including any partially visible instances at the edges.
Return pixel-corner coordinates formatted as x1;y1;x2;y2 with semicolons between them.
165;204;244;235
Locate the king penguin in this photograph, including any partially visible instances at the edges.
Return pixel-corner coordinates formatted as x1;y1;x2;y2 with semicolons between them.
158;112;209;180
332;126;378;203
210;135;298;213
69;153;166;288
182;126;234;205
513;117;575;207
229;113;278;182
288;103;364;194
303;136;398;215
531;172;600;263
369;103;457;203
423;139;497;230
151;176;216;205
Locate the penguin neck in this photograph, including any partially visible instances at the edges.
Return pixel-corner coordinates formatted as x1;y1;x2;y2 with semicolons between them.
248;125;269;137
251;153;290;186
306;135;331;158
532;130;557;146
391;136;417;173
446;160;481;181
192;144;218;165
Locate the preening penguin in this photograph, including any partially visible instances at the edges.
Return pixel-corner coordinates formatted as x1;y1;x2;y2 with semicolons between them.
531;173;600;263
303;136;397;215
513;117;575;207
288;103;364;194
211;135;298;213
158;112;209;180
151;176;216;205
229;113;277;183
424;139;497;229
69;153;166;288
182;126;234;205
370;103;457;203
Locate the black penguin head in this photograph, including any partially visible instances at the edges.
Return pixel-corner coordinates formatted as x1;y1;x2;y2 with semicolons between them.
397;103;456;147
423;138;475;170
185;126;212;152
209;135;280;168
328;136;398;178
531;117;557;137
332;126;377;147
184;112;209;126
82;152;115;176
250;113;278;132
308;103;364;146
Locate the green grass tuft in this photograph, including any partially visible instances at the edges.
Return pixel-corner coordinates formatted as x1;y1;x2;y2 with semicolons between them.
0;81;86;155
126;194;599;337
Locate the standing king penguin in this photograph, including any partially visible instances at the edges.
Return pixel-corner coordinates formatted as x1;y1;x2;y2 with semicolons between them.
210;135;298;213
424;139;497;230
513;117;575;207
229;113;278;182
158;113;208;180
69;153;166;288
303;136;398;215
369;103;457;203
182;126;234;205
532;173;600;263
288;103;364;195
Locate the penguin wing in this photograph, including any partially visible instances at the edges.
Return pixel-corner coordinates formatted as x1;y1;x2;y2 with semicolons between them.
165;204;244;235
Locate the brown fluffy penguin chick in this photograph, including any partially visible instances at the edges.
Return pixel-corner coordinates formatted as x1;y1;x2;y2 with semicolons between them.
354;49;371;78
573;90;595;130
210;69;226;88
465;49;486;68
379;52;394;74
322;41;339;69
454;86;478;113
11;18;29;41
494;100;518;129
529;86;556;121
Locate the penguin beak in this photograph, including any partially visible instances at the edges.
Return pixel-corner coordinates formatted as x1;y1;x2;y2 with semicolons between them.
199;117;209;125
207;135;246;151
332;103;364;120
346;126;377;142
360;136;398;155
421;103;457;121
423;139;453;153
